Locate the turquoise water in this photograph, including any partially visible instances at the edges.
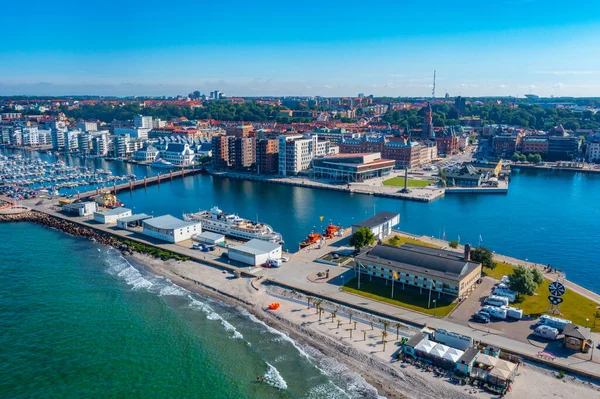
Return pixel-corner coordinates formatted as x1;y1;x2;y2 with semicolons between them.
0;223;382;399
119;169;600;293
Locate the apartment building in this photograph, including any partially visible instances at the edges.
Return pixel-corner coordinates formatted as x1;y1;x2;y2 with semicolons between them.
278;134;319;176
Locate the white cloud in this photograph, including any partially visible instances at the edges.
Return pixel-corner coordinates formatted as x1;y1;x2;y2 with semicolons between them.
552;82;565;89
498;84;508;89
459;83;478;89
323;84;332;89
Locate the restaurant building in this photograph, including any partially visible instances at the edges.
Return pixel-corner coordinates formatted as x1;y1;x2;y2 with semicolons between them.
311;153;395;182
354;243;482;298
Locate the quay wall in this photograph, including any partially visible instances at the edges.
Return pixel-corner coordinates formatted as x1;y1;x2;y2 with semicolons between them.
209;171;434;203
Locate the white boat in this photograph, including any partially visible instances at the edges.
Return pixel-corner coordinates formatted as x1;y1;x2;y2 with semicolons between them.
150;159;174;169
183;206;283;244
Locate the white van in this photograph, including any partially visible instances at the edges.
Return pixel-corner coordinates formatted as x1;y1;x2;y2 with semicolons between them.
533;325;559;340
493;289;517;303
500;275;510;284
537;315;571;331
485;295;509;307
503;306;523;320
481;305;507;320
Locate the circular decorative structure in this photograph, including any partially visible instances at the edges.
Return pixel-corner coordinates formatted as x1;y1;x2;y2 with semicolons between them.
548;281;566;297
548;296;563;305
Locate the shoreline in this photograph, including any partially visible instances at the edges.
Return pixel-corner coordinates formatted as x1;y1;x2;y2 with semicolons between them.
4;216;600;397
131;253;408;399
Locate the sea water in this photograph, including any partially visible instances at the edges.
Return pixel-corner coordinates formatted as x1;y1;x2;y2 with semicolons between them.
0;223;383;399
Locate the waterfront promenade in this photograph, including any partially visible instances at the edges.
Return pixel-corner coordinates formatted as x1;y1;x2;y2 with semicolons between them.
11;199;600;383
211;170;446;202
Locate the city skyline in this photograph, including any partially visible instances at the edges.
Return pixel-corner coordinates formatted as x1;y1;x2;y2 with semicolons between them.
2;0;600;97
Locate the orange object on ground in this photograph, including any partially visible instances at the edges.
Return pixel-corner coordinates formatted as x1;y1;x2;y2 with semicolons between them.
268;302;280;310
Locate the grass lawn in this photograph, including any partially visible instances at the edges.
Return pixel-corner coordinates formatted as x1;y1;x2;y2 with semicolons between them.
484;263;600;331
342;278;457;317
385;235;441;248
321;254;350;264
382;177;434;188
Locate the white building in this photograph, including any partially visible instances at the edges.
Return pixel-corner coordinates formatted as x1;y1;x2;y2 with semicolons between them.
161;143;195;166
117;214;153;230
133;144;160;162
77;121;98;132
142;215;201;243
78;132;91;154
153;118;167;129
587;141;600;162
91;133;110;156
134;115;153;129
114;127;150;140
278;134;319;176
93;207;132;224
63;201;97;217
351;211;400;240
64;130;80;152
194;231;225;245
22;127;39;146
228;239;282;266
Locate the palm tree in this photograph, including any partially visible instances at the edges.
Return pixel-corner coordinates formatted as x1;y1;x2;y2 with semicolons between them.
382;320;389;333
363;331;367;341
353;321;358;330
381;331;388;351
306;296;313;309
332;309;338;321
395;322;401;340
318;307;323;322
337;319;342;329
314;300;322;314
370;321;374;330
347;310;354;325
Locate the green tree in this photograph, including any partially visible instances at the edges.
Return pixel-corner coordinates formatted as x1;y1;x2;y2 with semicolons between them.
508;266;538;296
350;227;376;252
511;153;521;162
449;240;459;249
531;268;545;285
471;246;496;269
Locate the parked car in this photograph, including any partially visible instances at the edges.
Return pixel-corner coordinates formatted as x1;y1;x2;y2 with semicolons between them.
473;312;491;323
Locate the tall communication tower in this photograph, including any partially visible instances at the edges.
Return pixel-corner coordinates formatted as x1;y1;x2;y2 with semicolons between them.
432;70;436;99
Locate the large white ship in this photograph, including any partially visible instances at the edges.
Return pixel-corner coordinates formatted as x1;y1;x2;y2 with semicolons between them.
183;206;283;244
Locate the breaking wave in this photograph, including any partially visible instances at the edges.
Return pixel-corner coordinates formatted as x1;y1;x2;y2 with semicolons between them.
264;362;288;390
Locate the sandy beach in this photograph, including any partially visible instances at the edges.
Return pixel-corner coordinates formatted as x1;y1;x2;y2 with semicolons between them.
130;252;600;399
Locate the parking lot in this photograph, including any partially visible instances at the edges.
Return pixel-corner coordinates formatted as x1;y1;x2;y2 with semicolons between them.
448;276;538;343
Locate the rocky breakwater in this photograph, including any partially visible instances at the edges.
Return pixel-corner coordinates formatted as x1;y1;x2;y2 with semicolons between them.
0;210;135;255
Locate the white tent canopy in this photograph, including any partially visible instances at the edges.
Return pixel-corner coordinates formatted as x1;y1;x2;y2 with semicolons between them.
414;339;436;355
442;347;465;363
430;343;450;359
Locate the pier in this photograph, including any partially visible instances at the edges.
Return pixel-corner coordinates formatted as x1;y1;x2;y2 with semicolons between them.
78;168;205;199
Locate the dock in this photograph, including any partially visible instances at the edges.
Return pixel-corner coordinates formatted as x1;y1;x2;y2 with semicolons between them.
78;168;205;199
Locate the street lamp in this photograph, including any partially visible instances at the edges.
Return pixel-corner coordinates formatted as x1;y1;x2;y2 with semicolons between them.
433;299;437;317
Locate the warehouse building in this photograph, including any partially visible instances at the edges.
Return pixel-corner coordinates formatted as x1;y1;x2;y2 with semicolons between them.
63;201;97;217
194;231;226;245
142;215;201;243
228;239;282;266
351;211;400;240
117;214;153;230
93;207;132;224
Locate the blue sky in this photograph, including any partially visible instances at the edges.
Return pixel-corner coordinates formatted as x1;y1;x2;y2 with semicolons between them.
1;0;600;97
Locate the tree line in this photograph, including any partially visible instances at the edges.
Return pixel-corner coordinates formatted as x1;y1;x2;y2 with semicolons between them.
382;103;600;130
